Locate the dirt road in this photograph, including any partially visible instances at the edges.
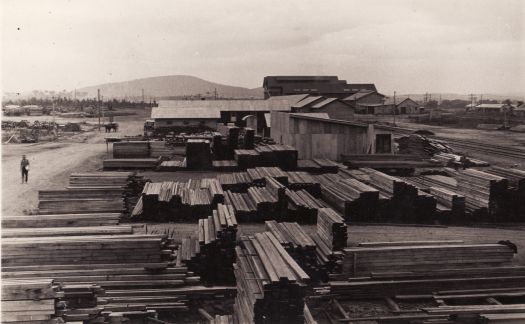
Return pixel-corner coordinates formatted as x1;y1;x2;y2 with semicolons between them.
1;114;146;215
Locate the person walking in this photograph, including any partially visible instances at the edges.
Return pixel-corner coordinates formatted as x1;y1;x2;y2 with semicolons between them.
20;155;30;184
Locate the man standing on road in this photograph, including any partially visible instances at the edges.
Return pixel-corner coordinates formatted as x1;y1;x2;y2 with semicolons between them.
21;155;30;184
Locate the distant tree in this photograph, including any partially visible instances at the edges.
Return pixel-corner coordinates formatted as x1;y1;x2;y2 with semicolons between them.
425;100;438;110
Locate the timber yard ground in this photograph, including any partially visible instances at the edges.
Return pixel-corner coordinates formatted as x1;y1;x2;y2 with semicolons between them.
2;110;525;265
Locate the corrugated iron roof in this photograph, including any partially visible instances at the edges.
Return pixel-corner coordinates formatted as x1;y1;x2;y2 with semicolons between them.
343;90;375;101
311;97;339;109
383;97;417;106
151;107;221;119
290;113;330;119
292;96;325;108
157;95;307;112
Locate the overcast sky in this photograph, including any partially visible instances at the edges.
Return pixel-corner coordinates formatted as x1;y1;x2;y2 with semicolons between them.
1;0;524;95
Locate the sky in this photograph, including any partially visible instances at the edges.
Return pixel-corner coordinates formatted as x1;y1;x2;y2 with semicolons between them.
1;0;524;95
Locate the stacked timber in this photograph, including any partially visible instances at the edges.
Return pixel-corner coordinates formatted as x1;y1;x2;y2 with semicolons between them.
247;186;279;220
234;149;261;169
224;190;257;221
267;144;298;170
113;141;149;158
398;134;452;156
246;168;266;187
234;232;310;324
297;159;323;173
254;145;277;166
189;204;238;284
310;232;344;276
285;189;325;223
317;174;380;222
485;166;525;220
186;139;212;170
212;160;239;172
158;159;186;171
1;279;63;324
312;158;339;173
201;178;225;205
244;127;255;149
445;168;508;221
38;197;124;215
265;221;322;281
227;126;240;158
149;140;175;158
217;172;252;192
103;158;160;170
341;153;442;172
2;213;121;228
68;172;144;189
342;242;516;278
265;176;288;216
286;171;321;197
254;166;288;185
1;234;172;267
180;188;213;219
316;208;347;251
2;225;134;238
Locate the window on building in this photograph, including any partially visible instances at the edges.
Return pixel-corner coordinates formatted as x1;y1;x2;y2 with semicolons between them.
167;120;173;125
375;134;392;153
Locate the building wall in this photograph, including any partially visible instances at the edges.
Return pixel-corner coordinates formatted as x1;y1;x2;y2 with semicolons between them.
294;101;355;120
397;100;419;114
154;118;218;129
270;111;393;160
352;93;385;105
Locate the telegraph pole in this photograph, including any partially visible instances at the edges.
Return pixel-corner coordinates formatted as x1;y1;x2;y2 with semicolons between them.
97;89;101;131
393;91;396;126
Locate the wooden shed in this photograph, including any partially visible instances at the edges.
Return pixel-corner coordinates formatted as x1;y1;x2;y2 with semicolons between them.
270;112;394;160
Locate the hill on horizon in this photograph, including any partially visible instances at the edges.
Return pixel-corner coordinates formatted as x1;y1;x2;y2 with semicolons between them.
73;75;264;100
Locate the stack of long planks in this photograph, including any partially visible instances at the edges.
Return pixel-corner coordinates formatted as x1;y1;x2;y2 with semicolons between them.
113;141;150;158
243;127;255;149
285;188;325;223
2;279;63;324
103;158;160;170
317;173;380;222
286;171;321;197
246;186;279;220
2;225;134;238
296;159;323;173
234;149;261;169
265;221;322;282
224;190;257;221
2;213;121;228
341;153;442;171
38;197;125;215
186;139;212;170
316;207;347;251
485;166;525;220
158;159;186;171
191;204;238;284
233;232;310;324
342;242;516;278
149;140;175;158
253;166;288;185
217;172;252;192
212;160;239;172
266;144;298;170
312;158;339;173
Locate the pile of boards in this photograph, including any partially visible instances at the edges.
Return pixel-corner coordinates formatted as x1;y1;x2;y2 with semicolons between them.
341;153;442;174
176;204;238;285
2;279;63;324
233;232;310;323
233;144;298;170
103;157;160;170
113;140;175;158
397;134;453;156
133;178;223;221
39;172;146;216
186;139;212;170
158;159;186;171
212;160;239;172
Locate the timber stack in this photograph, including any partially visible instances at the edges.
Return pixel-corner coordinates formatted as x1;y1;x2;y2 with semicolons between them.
246;186;279;220
243;127;255;149
315;207;347;251
265;221;323;282
234;149;260;169
158;159;186;171
485;166;525;220
285;171;321;197
297;159;323;173
217;172;252;192
285;189;325;223
223;190;257;221
113;141;150;158
2;279;63;324
103;158;160;170
149;140;175;158
186;139;212;170
233;232;310;324
212;160;239;172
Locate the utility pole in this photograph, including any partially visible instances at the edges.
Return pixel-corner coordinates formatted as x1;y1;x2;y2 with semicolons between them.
214;88;218;100
97;89;101;131
142;89;145;113
393;91;396;126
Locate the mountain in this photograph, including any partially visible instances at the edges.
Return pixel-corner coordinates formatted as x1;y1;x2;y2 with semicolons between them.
75;75;264;100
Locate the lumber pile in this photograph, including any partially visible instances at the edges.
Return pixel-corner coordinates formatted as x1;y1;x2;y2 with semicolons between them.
103;158;160;170
234;232;310;324
265;221;323;281
244;127;255;149
224;190;257;222
316;208;347;251
285;189;325;223
68;172;145;189
297;159;323;173
186;139;212;170
266;144;298;170
341;153;442;173
247;186;279;220
113;141;149;158
485;166;525;220
2;225;134;238
2;213;121;228
212;160;239;172
217;172;252;192
190;204;238;284
149;140;175;158
38;197;125;215
227;126;240;158
254;145;277;166
317;174;380;222
2;279;63;324
342;242;516;278
158;159;186;171
234;149;261;169
286;171;321;197
312;158;339;173
397;134;453;156
432;152;490;168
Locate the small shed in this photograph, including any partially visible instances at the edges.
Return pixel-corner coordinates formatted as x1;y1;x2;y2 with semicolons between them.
151;107;221;129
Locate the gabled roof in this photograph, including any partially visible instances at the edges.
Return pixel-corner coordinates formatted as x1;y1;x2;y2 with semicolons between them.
151;107;221;119
383;97;418;106
343;90;385;101
311;97;339;109
292;96;325;108
157;95;307;112
476;103;512;109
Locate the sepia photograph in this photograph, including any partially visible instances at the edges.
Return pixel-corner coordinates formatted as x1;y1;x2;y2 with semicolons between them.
1;0;525;323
